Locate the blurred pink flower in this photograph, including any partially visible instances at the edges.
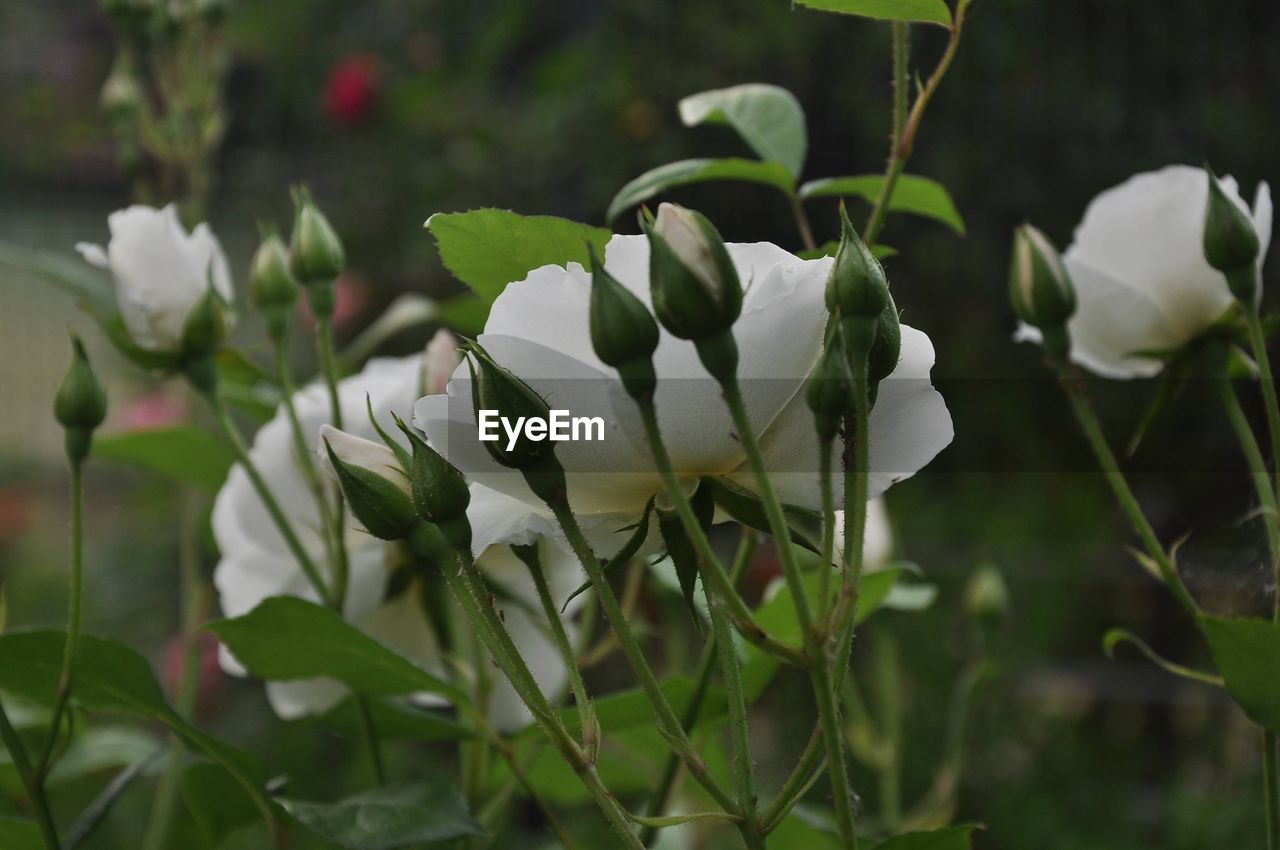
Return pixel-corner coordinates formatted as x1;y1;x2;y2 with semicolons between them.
298;272;370;333
325;54;379;128
116;387;188;431
0;488;33;542
163;631;223;717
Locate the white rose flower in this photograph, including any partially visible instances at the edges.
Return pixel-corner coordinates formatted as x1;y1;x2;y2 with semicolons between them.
413;234;952;544
212;350;580;731
76;203;234;352
1016;165;1273;378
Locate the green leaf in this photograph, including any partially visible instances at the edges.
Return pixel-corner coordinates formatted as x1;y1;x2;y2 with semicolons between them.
704;477;821;553
1201;616;1280;730
607;158;796;223
315;697;477;742
1103;628;1224;686
426;209;611;301
0;631;277;840
94;426;235;490
796;0;953;27
678;84;808;177
281;781;483;849
526;677;727;741
207;596;469;705
182;762;265;844
65;753;163;849
799;174;965;234
434;294;490;337
0;817;41;850
873;825;979;849
561;499;655;610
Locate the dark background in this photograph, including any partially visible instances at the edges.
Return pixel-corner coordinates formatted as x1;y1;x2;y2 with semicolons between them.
1;0;1278;847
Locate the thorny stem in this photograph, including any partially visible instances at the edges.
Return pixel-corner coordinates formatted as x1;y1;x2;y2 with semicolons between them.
864;0;972;245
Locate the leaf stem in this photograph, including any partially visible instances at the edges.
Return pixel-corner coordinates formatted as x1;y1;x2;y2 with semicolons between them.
1053;360;1200;619
791;194;818;252
0;699;61;849
864;0;971;245
520;546;594;749
313;314;353;603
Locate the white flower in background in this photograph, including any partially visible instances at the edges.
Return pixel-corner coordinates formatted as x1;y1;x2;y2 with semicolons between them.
212;335;579;731
414;234;952;546
833;498;893;572
1016;165;1272;378
76;204;233;352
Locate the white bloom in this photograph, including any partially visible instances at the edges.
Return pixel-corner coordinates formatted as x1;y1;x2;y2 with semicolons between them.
213;353;581;731
76;204;233;352
832;498;893;572
413;234;952;545
1017;165;1273;378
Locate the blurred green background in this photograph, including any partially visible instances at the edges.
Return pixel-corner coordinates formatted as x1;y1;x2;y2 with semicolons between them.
2;0;1278;847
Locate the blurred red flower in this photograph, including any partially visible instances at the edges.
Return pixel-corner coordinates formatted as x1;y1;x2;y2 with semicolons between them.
325;54;380;128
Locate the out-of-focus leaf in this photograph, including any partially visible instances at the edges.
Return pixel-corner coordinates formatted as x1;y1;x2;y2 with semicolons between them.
0;817;41;850
795;0;952;27
183;762;264;844
94;426;235;491
873;825;979;849
607;158;796;223
208;596;469;705
281;781;483;849
426;209;610;301
678;84;808;177
47;726;162;785
800;174;965;234
0;240;178;371
799;241;898;261
0;631;277;839
339;294;439;369
315;697;477;742
658;485;716;629
1201;616;1280;730
434;294;490;337
520;677;727;742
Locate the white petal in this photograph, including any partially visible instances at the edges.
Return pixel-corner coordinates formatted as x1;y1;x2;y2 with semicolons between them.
318;424;409;494
1060;259;1179;379
1065;165;1234;345
74;242;109;269
266;679;348;720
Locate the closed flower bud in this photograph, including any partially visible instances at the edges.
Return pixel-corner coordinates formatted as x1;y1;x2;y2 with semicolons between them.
249;231;299;338
588;248;658;398
964;563;1010;626
320;425;416;541
1009;224;1075;329
466;344;567;505
55;335;108;464
393;416;473;551
807;330;855;441
1203;168;1261;303
826;205;889;321
289;188;346;286
100;52;144;124
868;293;902;385
179;285;233;358
647;203;742;341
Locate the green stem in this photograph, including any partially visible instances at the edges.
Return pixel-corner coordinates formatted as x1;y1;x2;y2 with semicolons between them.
720;378;813;637
1266;730;1280;850
817;438;838;626
313;312;353;603
791;194;818;253
636;400;807;666
36;461;85;778
202;389;332;606
864;0;970;245
409;526;642;848
141;491;207;850
1217;376;1280;567
876;635;901;831
1053;361;1200;619
355;696;386;786
761;726;825;832
640;531;757;846
1243;308;1280;618
522;548;594;749
273;335;347;591
0;699;60;849
547;502;738;815
720;377;858;846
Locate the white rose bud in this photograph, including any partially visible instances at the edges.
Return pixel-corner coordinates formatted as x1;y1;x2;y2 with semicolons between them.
654;202;722;298
421;329;461;397
75;204;234;354
319;424;416;541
